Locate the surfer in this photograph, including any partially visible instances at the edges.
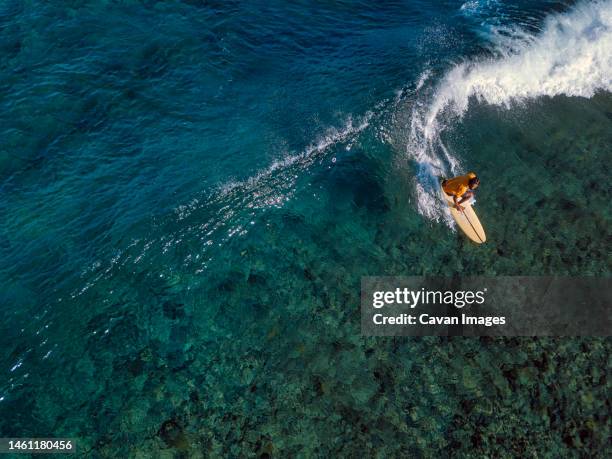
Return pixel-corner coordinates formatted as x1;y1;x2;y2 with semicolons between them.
442;172;480;212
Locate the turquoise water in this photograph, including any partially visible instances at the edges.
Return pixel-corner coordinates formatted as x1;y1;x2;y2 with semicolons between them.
0;0;610;456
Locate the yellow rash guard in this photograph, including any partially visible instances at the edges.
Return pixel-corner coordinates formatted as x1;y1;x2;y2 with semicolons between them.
443;172;476;197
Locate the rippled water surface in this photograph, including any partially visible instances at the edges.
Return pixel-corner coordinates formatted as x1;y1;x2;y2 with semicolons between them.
0;0;610;456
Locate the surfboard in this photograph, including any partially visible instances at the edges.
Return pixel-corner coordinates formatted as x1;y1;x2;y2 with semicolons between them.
441;185;486;244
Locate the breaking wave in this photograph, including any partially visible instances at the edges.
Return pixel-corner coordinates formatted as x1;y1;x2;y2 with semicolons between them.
408;0;612;223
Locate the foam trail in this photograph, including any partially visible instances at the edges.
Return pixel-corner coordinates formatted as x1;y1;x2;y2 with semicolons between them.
67;111;375;296
168;112;374;260
408;0;612;223
215;111;373;207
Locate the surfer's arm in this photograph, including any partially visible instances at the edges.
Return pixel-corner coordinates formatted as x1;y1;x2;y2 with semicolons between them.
453;195;464;211
457;191;474;204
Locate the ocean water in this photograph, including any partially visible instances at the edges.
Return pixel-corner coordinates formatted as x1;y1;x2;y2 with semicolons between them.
0;0;610;456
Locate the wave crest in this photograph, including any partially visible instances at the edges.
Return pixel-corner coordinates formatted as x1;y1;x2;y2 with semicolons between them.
434;0;611;118
408;0;612;223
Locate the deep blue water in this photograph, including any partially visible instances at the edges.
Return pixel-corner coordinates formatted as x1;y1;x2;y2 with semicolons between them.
0;0;610;456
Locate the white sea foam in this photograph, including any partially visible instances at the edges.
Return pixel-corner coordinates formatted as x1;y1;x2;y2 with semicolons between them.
460;0;498;15
415;69;432;92
433;1;611;117
67;111;371;295
155;111;375;273
408;0;612;223
215;111;374;205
